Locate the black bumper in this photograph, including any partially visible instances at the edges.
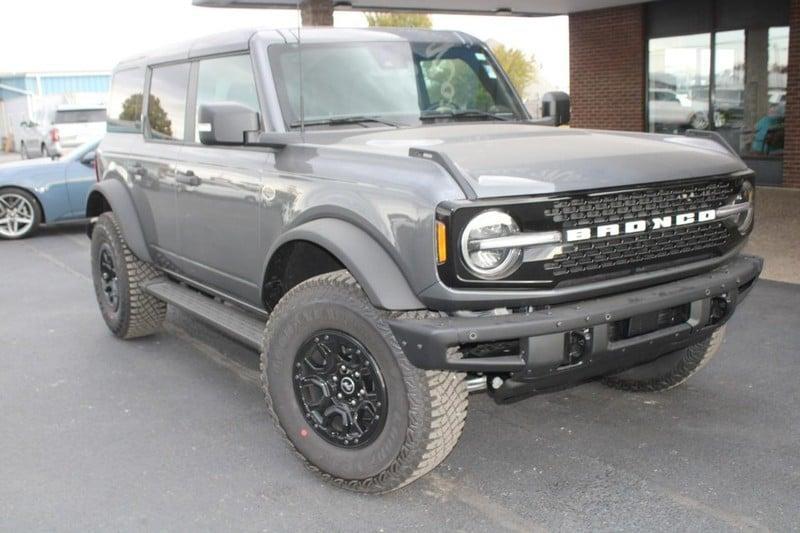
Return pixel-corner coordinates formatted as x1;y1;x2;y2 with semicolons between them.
389;254;763;403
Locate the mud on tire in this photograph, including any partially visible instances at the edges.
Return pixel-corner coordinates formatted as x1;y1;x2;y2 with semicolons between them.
602;326;726;392
261;270;468;494
91;212;166;339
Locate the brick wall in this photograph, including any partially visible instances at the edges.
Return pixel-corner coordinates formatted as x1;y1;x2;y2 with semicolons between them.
784;0;800;188
569;5;646;131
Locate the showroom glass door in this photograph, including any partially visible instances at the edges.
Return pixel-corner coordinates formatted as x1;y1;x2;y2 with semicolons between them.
647;33;711;134
712;30;745;151
648;26;790;184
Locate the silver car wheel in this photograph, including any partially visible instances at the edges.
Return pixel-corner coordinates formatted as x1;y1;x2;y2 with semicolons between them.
690;112;709;130
0;193;36;238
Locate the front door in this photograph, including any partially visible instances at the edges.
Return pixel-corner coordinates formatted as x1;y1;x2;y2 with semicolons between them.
175;53;268;304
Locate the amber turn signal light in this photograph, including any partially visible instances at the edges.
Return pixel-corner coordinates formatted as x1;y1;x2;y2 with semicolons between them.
436;221;447;264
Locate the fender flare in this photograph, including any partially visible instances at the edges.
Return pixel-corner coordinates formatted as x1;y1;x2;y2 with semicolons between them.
264;218;424;311
85;177;152;263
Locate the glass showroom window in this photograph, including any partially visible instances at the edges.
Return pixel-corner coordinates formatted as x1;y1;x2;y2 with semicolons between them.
743;26;789;157
648;33;711;133
713;30;746;152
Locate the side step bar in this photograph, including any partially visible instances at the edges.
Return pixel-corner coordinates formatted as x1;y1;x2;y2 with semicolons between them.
145;280;265;350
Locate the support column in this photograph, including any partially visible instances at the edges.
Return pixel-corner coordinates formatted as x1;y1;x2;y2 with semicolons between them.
568;5;646;131
784;0;800;188
300;0;333;26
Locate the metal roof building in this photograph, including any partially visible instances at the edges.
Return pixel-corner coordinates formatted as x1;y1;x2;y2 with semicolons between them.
0;71;110;148
0;71;110;101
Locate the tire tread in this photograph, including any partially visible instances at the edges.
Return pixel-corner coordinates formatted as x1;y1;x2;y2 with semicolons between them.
602;326;726;393
261;270;468;493
93;212;166;339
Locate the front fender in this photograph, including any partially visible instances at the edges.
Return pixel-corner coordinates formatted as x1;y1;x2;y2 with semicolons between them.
264;218;425;311
85;177;151;263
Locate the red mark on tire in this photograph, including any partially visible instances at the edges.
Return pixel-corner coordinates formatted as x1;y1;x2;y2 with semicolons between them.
300;428;309;438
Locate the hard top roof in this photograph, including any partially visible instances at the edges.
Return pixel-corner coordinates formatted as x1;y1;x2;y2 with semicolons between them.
114;27;480;70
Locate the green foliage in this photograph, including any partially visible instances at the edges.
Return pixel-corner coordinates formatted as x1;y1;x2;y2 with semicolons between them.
146;95;172;138
365;12;433;28
420;59;492;111
489;43;537;94
118;93;143;122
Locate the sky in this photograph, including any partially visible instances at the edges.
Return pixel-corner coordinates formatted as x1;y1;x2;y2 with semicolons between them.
0;0;569;91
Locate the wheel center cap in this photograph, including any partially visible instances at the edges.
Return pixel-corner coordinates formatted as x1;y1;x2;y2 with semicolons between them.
340;376;356;395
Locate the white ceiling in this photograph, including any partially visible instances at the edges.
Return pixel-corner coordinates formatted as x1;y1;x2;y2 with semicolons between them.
193;0;658;16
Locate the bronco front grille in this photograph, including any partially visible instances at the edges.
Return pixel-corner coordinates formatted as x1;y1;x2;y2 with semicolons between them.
540;180;737;280
544;222;730;277
544;180;737;229
440;175;747;289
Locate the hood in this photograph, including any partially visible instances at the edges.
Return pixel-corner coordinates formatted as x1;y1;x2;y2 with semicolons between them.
306;123;748;198
0;157;65;184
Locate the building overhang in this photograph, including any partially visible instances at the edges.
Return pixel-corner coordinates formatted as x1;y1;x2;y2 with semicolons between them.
193;0;658;16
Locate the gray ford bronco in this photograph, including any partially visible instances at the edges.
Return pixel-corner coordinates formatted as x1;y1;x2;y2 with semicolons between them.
87;27;762;493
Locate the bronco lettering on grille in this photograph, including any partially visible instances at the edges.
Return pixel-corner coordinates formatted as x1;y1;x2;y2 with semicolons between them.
565;209;717;242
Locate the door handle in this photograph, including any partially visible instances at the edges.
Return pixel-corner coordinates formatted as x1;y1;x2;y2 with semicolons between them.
176;170;201;187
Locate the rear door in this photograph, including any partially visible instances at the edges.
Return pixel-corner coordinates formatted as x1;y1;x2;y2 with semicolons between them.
175;53;268;303
133;62;192;264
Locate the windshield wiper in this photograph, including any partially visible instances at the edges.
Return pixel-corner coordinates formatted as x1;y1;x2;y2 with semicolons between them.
420;109;514;122
289;116;403;129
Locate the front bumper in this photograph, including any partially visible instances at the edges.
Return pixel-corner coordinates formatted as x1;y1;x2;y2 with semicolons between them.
389;254;763;403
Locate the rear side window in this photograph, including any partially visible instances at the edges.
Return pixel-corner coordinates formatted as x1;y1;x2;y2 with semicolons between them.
55;109;107;124
194;54;260;143
107;67;145;133
147;63;190;141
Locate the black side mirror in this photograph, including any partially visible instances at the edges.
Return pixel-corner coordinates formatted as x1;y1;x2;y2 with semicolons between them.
198;102;259;145
541;91;571;127
81;150;96;167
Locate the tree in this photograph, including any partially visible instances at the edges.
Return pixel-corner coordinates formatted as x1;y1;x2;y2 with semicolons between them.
118;93;143;123
365;12;433;28
145;95;172;138
489;43;537;95
300;0;333;26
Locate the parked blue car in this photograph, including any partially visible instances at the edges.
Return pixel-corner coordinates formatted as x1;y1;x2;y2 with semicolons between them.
0;139;99;239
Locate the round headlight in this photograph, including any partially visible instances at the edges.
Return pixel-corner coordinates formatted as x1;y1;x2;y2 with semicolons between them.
735;181;755;234
460;210;523;279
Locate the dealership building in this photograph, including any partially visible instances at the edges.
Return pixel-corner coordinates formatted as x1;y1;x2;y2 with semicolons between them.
199;0;799;189
569;0;796;188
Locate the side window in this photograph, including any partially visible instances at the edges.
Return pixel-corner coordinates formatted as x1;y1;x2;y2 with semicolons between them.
194;54;260;143
107;67;145;133
147;63;190;141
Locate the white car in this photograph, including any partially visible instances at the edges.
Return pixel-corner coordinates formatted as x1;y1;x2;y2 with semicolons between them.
17;105;106;159
648;89;708;130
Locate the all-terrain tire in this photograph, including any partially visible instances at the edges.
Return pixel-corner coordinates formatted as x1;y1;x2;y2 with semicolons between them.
601;326;726;392
261;270;468;494
90;212;166;339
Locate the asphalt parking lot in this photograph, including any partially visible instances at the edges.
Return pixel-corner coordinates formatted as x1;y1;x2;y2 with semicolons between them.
2;223;799;532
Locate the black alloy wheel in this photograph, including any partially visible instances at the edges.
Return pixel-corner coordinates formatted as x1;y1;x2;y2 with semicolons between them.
293;330;388;448
98;242;120;313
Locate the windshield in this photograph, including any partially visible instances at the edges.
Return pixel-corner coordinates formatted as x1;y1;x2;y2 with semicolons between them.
68;138;102;161
268;40;527;128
